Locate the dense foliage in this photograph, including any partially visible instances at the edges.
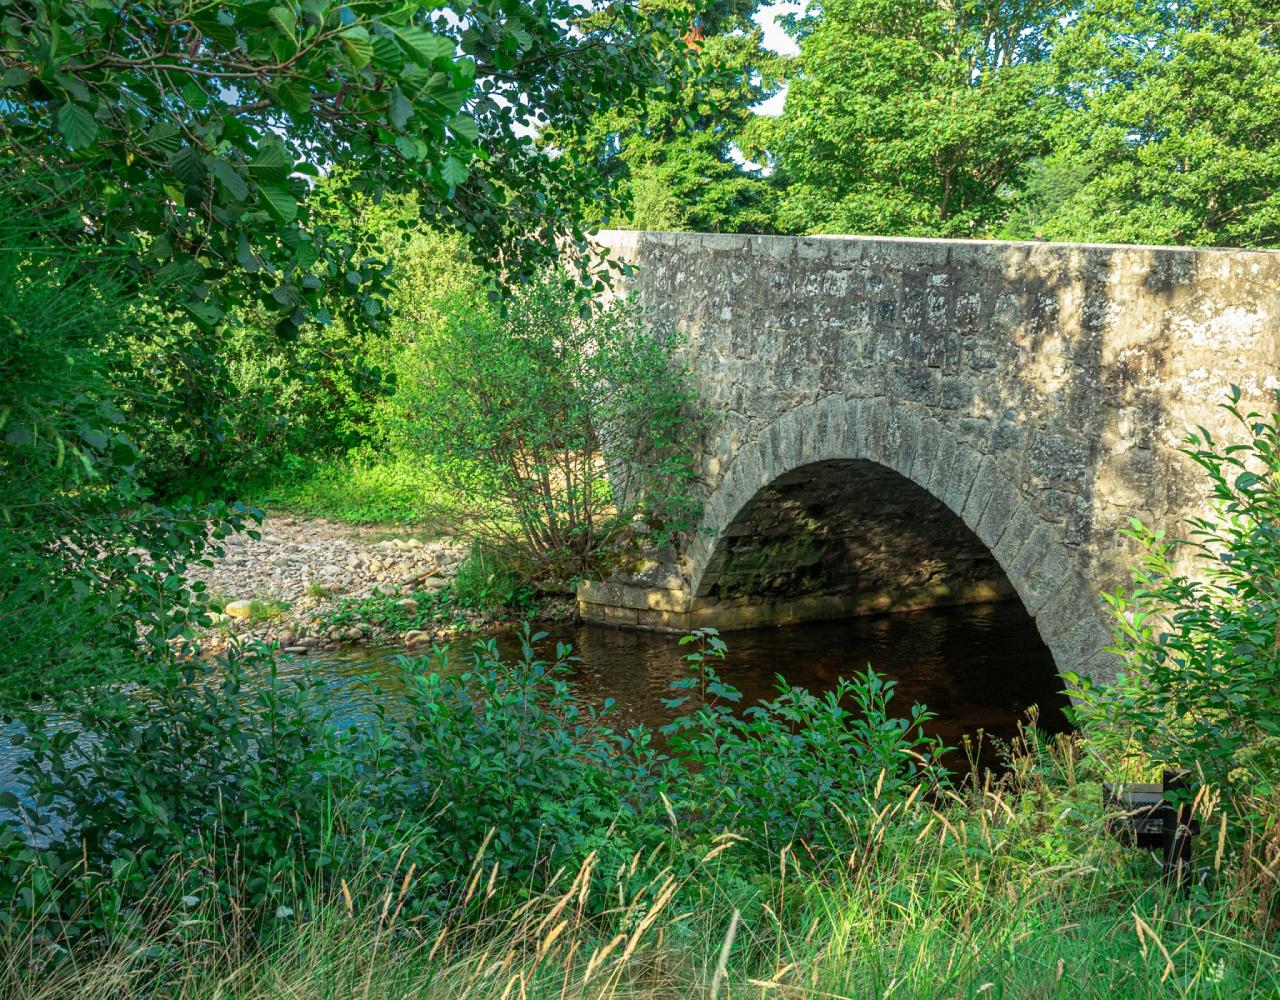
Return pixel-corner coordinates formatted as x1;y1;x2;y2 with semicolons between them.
2;623;1277;995
1070;388;1280;843
0;194;257;701
767;0;1061;237
612;0;1280;249
379;269;704;583
0;0;701;326
1038;0;1280;246
557;0;783;233
0;629;942;939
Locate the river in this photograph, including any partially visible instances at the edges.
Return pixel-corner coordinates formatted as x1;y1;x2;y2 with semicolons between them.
1;600;1071;815
261;599;1071;760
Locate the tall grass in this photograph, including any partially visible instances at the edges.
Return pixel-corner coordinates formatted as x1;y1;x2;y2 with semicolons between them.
5;732;1277;999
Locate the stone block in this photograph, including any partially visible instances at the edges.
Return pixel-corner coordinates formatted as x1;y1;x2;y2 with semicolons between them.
910;418;943;487
1010;535;1074;616
973;483;1018;550
925;433;958;499
992;501;1041;569
960;455;1000;529
941;445;982;515
863;397;891;464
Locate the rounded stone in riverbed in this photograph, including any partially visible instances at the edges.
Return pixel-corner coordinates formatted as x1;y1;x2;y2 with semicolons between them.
224;600;253;620
282;646;309;655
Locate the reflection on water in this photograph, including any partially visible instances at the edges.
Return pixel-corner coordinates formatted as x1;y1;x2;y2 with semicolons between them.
2;601;1071;811
257;599;1071;756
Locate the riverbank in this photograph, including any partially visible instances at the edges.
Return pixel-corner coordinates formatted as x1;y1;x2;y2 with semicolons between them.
185;514;481;654
8;727;1279;999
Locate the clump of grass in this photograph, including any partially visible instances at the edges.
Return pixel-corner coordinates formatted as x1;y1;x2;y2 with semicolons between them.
198;591;233;613
242;451;458;526
247;598;290;623
451;543;534;612
4;733;1277;1000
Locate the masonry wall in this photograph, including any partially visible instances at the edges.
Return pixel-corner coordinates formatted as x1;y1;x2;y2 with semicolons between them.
583;230;1280;677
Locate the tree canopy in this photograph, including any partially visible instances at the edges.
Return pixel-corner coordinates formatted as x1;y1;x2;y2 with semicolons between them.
767;0;1064;238
555;0;783;233
1029;0;1280;246
0;0;699;333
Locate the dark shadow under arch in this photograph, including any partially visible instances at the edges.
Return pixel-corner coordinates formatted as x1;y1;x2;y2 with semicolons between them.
695;458;1016;617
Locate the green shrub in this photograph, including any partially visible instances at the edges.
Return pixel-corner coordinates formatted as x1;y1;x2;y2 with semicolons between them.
2;628;952;946
663;629;950;858
0;187;257;703
1069;387;1280;841
1;632;666;941
450;544;536;612
380;268;703;584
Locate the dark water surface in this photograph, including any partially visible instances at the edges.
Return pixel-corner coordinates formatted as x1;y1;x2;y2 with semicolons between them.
273;600;1072;755
1;601;1071;813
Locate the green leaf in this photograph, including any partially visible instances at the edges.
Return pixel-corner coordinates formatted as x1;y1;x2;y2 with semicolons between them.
271;78;313;116
260;184;297;224
440;156;469;186
57;102;99;150
422;74;467;115
182;300;223;328
393;25;453;65
212;160;248;202
181;80;208;110
371;32;405;69
249;142;291;182
341;26;374;67
389;89;413;129
450;114;479;143
269;5;297;36
395;135;422;160
237;232;261;272
169;146;207;184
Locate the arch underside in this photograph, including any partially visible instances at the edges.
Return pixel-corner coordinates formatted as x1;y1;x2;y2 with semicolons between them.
693;459;1015;624
579;395;1118;680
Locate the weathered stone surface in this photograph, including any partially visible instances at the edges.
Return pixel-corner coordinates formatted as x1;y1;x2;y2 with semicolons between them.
578;230;1280;681
224;600;253;620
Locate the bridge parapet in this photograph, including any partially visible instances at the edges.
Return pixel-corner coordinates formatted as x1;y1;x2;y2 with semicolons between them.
580;230;1280;679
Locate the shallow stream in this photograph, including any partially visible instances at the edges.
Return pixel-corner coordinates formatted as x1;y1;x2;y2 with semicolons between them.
1;600;1071;817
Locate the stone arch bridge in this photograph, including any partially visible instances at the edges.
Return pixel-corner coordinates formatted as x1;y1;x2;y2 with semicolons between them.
578;230;1280;680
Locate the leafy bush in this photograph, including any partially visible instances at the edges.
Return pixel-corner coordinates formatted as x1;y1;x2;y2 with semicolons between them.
664;630;950;856
380;269;703;584
450;544;536;612
1069;387;1280;841
0;632;662;941
322;585;465;634
377;630;669;878
2;628;950;947
0;189;256;703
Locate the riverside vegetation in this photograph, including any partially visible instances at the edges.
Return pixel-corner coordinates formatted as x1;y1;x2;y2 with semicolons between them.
2;1;1279;996
2;395;1279;997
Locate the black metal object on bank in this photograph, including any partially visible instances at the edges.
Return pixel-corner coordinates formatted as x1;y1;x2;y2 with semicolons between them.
1103;769;1199;885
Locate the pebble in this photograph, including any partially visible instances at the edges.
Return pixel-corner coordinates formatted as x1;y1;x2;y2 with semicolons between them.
186;516;467;650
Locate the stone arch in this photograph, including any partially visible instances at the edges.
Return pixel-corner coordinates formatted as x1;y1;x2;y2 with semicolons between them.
682;395;1116;680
